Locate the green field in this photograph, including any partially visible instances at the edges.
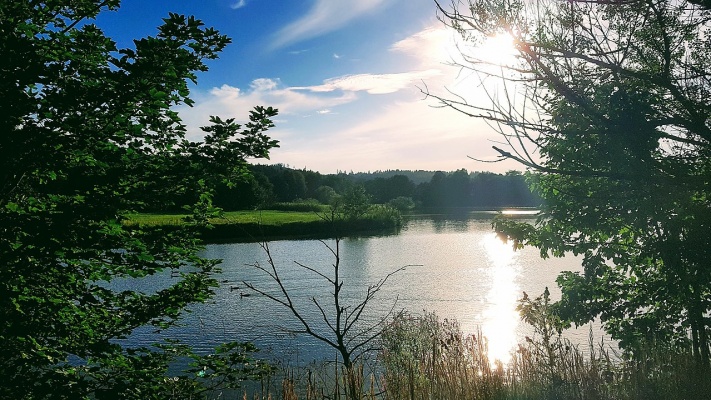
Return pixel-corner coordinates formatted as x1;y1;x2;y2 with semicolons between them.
125;210;325;227
124;208;401;242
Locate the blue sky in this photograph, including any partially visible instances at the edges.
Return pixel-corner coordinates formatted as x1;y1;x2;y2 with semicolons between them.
95;0;521;173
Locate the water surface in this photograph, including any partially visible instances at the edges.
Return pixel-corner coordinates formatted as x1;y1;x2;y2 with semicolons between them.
123;215;598;364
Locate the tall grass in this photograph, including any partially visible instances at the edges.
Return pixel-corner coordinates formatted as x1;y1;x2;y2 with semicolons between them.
378;312;710;400
216;310;708;399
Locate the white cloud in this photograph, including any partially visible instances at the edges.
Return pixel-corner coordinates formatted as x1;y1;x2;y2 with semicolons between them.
250;78;279;91
333;53;341;59
271;0;388;49
294;69;442;95
204;79;356;114
210;84;240;98
177;78;358;142
230;0;247;10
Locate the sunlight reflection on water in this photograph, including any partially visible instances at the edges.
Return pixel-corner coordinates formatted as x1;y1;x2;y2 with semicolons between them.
480;233;521;364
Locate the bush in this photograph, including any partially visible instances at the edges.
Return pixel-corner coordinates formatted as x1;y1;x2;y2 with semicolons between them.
362;205;402;228
387;196;416;212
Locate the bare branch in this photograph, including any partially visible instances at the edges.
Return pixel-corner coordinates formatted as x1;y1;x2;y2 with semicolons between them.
243;234;409;398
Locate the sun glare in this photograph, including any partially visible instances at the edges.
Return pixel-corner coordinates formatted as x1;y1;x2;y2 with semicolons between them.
476;33;518;66
440;29;521;110
480;233;520;365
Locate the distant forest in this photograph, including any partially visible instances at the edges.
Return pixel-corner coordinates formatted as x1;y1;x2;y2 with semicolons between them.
186;164;543;212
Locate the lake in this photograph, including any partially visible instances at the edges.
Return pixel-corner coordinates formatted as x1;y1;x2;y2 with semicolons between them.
121;213;602;365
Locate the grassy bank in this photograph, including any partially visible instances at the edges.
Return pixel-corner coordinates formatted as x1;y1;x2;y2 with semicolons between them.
125;207;402;243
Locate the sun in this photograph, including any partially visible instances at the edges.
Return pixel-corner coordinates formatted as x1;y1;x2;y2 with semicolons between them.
475;32;518;66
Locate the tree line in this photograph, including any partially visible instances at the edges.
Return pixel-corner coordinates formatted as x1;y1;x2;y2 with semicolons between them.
207;164;541;212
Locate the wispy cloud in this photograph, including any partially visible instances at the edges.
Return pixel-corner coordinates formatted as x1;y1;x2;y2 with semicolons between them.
271;0;388;49
390;26;467;68
267;98;518;173
230;0;247;10
293;70;442;95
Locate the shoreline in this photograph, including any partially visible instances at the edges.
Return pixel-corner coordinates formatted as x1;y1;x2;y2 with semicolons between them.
125;207;537;244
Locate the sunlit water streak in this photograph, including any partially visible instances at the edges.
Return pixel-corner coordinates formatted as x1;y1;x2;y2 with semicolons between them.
114;216;602;365
480;233;521;364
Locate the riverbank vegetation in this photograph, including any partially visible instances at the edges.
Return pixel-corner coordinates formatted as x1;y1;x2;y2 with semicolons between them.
126;185;404;242
376;310;709;400
126;167;539;241
235;305;709;400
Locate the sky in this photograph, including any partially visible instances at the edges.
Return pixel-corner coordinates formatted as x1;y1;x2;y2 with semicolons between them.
94;0;523;174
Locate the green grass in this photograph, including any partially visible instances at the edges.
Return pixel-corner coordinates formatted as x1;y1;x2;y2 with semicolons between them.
124;208;401;242
125;210;325;227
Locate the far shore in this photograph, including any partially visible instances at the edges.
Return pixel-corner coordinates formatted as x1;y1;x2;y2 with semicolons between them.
125;207;537;243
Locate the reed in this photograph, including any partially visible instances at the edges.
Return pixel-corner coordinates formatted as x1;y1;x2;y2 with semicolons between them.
228;327;708;400
377;312;710;400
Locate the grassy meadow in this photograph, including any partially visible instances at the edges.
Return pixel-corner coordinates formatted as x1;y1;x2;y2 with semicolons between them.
125;209;325;227
124;203;402;242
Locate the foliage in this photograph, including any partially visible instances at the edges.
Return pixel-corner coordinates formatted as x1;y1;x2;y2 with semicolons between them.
361;204;403;228
362;174;416;204
435;0;711;363
314;185;338;205
387;196;416;212
0;1;278;398
330;185;373;220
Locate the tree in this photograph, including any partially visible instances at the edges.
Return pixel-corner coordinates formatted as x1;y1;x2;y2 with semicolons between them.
388;196;416;212
332;184;373;220
214;170;275;210
434;0;711;363
243;235;408;400
443;168;472;207
419;171;447;207
1;1;278;398
417;170;472;208
363;174;416;203
315;185;338;204
271;168;307;202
